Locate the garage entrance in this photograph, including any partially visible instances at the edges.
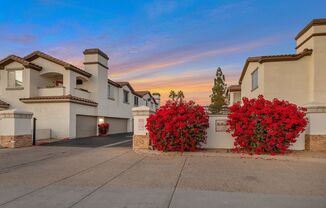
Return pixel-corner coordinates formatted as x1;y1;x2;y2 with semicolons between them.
76;115;97;138
105;117;128;134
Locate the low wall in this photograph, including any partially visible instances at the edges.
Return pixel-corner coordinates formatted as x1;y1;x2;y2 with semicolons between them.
36;129;52;140
204;114;305;150
203;115;234;149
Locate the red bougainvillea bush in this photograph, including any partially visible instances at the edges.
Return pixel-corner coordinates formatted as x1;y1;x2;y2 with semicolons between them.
98;122;110;136
146;100;209;152
227;95;308;155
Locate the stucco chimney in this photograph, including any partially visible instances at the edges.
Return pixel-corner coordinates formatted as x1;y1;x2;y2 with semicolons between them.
83;48;109;113
152;93;161;107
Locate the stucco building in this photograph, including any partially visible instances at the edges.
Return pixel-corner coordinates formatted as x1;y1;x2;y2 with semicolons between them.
228;18;326;150
0;48;159;140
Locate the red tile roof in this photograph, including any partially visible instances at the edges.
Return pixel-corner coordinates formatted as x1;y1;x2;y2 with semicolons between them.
228;85;241;92
239;49;313;84
24;51;92;78
20;95;97;107
0;55;42;71
0;99;9;108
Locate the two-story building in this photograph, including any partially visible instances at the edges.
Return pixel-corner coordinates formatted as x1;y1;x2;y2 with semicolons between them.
228;18;326;151
0;48;159;139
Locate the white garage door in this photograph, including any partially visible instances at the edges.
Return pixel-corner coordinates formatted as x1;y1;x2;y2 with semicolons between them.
76;115;97;138
105;117;128;134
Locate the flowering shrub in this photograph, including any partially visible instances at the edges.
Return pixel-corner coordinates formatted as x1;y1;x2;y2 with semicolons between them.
146;100;209;152
98;122;110;136
227;95;308;155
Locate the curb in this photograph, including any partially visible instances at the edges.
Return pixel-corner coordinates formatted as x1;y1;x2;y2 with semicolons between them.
134;149;326;163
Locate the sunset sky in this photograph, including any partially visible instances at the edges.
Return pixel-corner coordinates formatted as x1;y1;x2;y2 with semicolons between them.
1;0;325;105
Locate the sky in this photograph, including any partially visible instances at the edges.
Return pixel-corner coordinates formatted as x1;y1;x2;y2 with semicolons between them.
0;0;325;105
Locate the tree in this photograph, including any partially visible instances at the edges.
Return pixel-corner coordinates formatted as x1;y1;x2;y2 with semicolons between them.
209;67;227;114
169;90;185;102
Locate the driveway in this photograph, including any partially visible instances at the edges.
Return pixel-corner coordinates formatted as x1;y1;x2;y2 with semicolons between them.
0;134;325;208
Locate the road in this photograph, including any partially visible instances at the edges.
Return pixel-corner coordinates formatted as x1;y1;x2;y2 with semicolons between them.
0;133;325;208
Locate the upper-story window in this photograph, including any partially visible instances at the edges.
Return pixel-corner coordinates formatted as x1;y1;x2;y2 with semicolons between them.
251;68;258;91
134;96;139;106
7;69;23;89
123;90;129;103
108;85;115;99
145;100;148;106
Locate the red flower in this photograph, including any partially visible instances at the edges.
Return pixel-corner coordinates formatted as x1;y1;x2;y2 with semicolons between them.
146;100;209;152
227;95;308;155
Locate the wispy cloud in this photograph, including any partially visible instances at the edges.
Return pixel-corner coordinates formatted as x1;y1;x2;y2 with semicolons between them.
110;34;283;78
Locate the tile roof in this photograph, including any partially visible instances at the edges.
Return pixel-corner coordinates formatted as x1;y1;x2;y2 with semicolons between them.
0;99;9;108
228;85;241;92
239;48;313;84
20;95;97;107
0;55;42;71
135;91;151;97
24;51;92;78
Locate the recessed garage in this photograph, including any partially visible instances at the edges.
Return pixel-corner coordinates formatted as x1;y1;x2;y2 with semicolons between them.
76;115;97;138
105;117;128;134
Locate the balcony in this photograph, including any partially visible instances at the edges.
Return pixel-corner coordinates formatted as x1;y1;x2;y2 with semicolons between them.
72;88;92;100
38;87;66;96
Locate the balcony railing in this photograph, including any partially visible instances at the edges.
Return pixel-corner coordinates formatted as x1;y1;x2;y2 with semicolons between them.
38;87;66;96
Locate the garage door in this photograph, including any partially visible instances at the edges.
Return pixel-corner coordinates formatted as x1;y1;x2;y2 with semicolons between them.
76;115;97;138
105;117;128;134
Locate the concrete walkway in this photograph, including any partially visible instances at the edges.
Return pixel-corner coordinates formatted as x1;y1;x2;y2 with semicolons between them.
0;134;325;208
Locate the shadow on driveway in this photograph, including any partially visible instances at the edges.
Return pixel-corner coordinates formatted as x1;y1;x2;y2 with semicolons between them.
44;133;133;148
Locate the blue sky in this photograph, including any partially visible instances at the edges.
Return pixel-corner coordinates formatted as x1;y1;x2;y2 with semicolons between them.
0;0;325;104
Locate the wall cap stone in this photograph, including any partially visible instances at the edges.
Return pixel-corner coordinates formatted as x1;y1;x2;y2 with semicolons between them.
132;106;155;116
0;109;33;119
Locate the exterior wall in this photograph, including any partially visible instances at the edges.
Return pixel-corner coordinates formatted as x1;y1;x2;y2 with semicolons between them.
240;62;264;99
263;57;311;106
204;115;234;149
229;91;241;106
0;50;157;139
296;25;326;104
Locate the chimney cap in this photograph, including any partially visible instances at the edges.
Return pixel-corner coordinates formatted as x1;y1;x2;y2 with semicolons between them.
152;92;161;96
83;48;109;60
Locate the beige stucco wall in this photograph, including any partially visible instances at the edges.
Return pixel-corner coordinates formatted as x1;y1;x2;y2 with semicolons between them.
263;57;311;106
229;91;241;106
240;62;264;99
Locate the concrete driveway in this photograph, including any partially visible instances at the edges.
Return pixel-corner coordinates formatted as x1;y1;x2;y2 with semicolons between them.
0;134;325;208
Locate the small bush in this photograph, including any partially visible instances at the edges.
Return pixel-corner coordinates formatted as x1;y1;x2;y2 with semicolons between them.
227;95;308;155
98;122;110;135
146;100;209;152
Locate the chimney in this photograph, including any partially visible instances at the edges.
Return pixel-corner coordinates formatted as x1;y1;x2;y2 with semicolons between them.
152;93;161;107
83;48;109;113
83;48;109;71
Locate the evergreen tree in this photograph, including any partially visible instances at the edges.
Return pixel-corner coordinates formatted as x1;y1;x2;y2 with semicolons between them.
209;67;227;114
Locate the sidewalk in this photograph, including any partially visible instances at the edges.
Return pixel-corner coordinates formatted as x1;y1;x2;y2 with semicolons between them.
135;149;326;163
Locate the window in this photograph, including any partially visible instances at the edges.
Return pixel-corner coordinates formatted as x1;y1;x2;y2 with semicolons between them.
108;85;115;99
134;96;139;106
8;70;23;88
123;90;129;103
145;100;148;106
251;68;258;91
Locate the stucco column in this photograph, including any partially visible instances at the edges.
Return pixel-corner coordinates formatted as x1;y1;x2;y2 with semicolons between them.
304;104;326;151
0;109;33;148
132;106;154;150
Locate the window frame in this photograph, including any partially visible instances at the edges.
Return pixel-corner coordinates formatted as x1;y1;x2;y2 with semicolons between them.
108;84;115;100
134;96;139;106
6;68;24;90
123;90;129;104
251;68;258;91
